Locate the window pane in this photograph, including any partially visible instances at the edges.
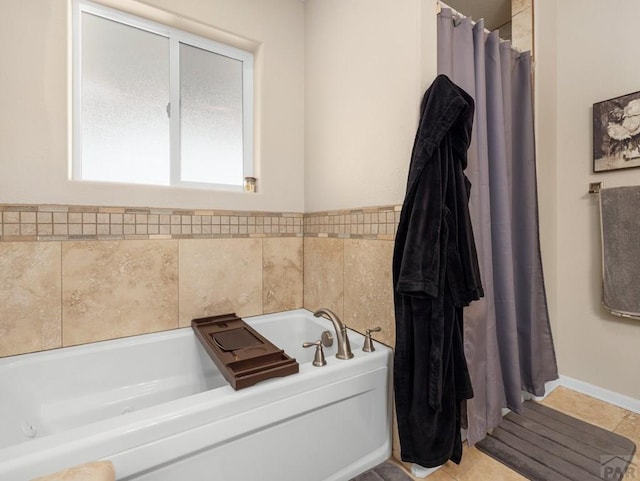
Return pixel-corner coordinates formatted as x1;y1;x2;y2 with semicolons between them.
80;12;170;185
180;43;244;186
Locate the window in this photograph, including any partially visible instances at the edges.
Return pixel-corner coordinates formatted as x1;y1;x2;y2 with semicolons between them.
72;0;254;190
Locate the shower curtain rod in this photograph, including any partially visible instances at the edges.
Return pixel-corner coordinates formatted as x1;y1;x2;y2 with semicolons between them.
437;0;526;54
437;1;492;34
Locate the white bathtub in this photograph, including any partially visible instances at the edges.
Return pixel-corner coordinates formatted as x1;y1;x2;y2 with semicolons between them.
0;309;392;481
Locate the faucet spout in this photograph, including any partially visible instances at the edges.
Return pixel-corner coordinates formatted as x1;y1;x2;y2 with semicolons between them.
313;308;354;360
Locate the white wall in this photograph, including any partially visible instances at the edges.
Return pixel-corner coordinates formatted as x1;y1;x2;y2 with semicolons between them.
304;0;438;212
537;0;640;399
0;0;305;212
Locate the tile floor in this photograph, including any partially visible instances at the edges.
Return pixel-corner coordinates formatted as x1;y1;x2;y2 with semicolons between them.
392;387;639;481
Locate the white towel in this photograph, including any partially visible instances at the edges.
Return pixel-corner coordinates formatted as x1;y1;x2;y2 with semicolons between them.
30;461;115;481
599;186;640;318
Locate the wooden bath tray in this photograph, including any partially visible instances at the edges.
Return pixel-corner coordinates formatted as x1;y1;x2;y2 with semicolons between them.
191;313;299;390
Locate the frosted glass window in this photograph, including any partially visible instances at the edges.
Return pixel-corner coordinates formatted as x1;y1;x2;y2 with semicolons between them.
72;0;254;190
80;12;170;185
180;44;244;186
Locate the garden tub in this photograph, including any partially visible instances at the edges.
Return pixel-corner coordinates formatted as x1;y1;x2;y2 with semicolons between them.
0;309;392;481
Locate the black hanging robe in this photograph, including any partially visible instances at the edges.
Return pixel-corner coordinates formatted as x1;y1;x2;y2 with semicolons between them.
393;75;484;468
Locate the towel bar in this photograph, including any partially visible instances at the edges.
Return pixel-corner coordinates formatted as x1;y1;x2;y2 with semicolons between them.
588;182;602;194
608;309;640;321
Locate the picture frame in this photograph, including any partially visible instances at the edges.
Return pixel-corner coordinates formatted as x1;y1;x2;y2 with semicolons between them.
593;89;640;172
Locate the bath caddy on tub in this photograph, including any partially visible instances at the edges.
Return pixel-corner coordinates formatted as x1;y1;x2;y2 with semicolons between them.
191;313;299;389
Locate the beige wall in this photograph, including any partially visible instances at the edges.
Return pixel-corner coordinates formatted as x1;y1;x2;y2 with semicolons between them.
533;0;558;341
537;0;640;399
304;0;438;212
0;0;304;212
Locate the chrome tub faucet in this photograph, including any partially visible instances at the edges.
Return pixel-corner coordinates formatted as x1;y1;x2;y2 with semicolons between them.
313;308;354;360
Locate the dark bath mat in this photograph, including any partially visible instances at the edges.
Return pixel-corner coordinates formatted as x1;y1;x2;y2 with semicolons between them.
476;400;636;481
350;460;413;481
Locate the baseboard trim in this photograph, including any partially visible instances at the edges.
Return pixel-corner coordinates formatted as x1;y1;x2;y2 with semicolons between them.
558;375;640;414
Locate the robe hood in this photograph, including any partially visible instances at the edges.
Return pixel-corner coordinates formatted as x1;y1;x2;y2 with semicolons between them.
407;74;474;194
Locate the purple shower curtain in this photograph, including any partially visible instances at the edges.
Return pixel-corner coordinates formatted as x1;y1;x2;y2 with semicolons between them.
437;8;558;445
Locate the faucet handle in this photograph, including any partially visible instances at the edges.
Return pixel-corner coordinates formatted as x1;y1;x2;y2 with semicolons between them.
320;330;333;347
363;327;381;352
303;340;327;367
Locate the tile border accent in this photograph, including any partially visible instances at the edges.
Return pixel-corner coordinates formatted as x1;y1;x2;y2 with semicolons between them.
304;205;400;240
0;203;401;242
0;204;303;241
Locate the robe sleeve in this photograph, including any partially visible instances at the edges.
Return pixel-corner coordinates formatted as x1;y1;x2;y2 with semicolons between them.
395;148;444;299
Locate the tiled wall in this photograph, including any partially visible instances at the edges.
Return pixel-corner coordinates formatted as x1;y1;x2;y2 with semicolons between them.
0;204;303;357
0;205;303;241
304;206;399;239
512;0;533;53
0;203;400;358
303;206;400;349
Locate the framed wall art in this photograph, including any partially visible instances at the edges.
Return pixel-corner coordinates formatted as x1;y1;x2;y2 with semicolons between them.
593;90;640;172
